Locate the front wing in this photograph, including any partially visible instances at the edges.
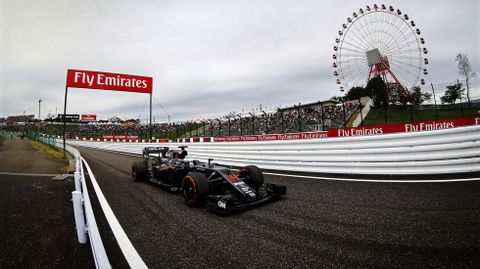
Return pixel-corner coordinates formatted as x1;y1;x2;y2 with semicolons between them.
205;183;286;214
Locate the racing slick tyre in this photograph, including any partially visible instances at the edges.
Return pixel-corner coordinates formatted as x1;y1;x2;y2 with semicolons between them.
132;161;147;182
182;172;210;206
239;165;264;191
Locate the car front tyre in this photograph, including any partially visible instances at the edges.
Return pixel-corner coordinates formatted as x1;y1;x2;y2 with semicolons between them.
182;172;209;206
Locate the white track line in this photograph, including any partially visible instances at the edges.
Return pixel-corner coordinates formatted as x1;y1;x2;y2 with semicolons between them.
264;172;480;183
81;157;148;269
0;172;59;177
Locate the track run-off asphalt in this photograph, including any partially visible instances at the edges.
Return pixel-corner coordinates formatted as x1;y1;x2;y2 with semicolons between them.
0;138;94;269
78;146;480;269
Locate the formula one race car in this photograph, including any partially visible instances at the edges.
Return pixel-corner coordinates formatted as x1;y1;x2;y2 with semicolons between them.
132;146;286;214
133;146;189;192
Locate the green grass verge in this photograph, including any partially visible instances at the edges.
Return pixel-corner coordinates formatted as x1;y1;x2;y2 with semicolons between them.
29;139;72;160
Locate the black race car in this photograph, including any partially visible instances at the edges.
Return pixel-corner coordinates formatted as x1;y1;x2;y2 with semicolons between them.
133;146;189;191
132;146;286;214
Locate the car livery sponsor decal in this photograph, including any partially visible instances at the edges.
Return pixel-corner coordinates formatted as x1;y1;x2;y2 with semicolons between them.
217;201;227;209
227;174;240;182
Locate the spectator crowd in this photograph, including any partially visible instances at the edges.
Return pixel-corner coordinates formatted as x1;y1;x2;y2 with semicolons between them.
3;100;360;139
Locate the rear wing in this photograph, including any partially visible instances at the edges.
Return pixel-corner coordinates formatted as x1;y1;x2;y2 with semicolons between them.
142;147;169;158
142;146;189;159
165;146;188;159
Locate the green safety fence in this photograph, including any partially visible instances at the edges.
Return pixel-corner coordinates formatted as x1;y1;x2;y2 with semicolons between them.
26;132;57;147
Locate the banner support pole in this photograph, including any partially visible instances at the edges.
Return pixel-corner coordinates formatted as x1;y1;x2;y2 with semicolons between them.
63;86;68;158
149;93;152;140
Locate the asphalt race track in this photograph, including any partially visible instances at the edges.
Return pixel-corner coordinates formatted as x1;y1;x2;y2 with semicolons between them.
78;147;480;268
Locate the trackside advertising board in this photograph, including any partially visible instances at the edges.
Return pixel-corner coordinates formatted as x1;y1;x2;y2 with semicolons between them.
214;132;328;142
102;135;139;140
81;114;97;121
58;114;80;121
66;69;153;94
214;116;480;142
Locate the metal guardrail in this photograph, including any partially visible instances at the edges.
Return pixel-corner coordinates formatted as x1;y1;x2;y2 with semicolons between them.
63;144;111;269
59;143;148;269
67;125;480;175
56;143;147;269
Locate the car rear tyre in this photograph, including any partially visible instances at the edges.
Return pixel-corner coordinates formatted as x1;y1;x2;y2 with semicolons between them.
239;165;264;191
132;161;147;182
182;172;209;206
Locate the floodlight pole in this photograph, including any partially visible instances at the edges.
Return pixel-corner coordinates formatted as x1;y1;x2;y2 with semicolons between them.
38;99;42;137
38;99;42;120
63;86;68;159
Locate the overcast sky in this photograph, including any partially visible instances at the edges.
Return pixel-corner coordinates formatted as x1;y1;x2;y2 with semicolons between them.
1;0;478;122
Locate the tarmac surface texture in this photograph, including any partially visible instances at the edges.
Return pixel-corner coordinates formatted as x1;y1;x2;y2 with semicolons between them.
0;138;94;268
78;146;480;269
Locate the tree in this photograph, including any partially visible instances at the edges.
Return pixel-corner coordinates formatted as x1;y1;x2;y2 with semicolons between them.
365;76;387;107
388;84;410;105
456;53;476;107
409;86;432;106
345;86;369;101
441;82;464;104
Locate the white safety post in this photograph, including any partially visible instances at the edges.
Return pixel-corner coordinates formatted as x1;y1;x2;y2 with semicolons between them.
72;191;87;244
76;159;81;172
74;159;82;192
74;171;81;192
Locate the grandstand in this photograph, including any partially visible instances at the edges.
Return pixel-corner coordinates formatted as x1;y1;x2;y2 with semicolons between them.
5;114;36;123
3;91;478;140
1;97;360;139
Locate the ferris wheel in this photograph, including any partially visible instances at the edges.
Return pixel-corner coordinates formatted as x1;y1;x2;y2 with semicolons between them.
333;4;429;92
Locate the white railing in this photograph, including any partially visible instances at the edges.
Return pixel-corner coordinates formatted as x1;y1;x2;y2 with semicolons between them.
64;144;111;269
60;143;148;269
67;125;480;175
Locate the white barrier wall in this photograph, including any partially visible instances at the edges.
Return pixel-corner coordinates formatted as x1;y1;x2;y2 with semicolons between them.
68;125;480;175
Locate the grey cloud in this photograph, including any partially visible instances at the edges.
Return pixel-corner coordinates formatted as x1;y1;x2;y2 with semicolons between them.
1;0;478;121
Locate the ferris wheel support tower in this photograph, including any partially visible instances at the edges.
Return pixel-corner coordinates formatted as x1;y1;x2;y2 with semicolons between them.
366;48;402;87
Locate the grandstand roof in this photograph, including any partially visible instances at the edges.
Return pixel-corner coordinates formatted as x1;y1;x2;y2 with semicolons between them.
279;99;341;112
